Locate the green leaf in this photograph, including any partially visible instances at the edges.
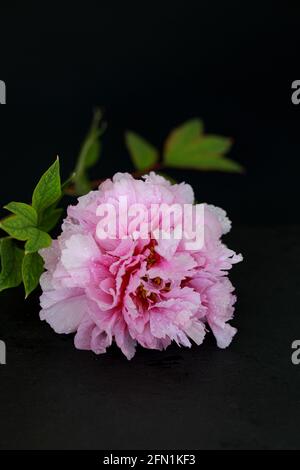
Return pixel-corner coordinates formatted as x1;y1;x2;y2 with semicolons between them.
74;109;104;196
25;230;52;254
4;202;38;225
0;238;24;292
0;216;52;250
0;215;37;240
191;156;244;172
164;119;204;161
195;135;232;154
163;118;243;173
22;252;44;298
125;131;159;171
38;207;63;232
168;153;243;172
32;158;61;215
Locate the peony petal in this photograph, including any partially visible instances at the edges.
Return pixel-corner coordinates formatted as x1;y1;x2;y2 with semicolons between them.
40;295;88;334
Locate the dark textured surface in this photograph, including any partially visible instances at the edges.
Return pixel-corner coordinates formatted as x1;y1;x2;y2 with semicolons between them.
0;225;299;450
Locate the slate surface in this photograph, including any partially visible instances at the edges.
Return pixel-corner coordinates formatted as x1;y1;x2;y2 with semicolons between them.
0;225;299;450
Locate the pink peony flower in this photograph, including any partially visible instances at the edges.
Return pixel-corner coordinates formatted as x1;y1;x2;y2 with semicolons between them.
39;173;242;359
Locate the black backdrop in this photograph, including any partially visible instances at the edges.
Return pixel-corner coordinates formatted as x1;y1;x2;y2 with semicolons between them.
0;1;299;225
1;1;300;451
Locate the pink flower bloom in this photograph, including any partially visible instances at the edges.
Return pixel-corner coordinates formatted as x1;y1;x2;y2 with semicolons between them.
39;173;242;359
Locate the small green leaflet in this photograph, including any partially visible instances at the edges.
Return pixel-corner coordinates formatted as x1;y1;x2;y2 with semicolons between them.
0;216;52;252
125;131;159;171
164;119;204;159
3;202;38;225
22;252;44;298
74;109;104;195
24;230;52;254
0;238;24;292
192;135;232;154
32;158;62;215
0;215;38;241
179;155;243;172
164;119;243;172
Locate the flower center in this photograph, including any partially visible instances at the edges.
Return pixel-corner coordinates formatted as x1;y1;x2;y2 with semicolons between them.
135;275;171;305
146;245;157;268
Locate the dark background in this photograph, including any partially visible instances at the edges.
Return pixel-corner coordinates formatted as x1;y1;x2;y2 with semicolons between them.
0;1;299;224
1;1;300;451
